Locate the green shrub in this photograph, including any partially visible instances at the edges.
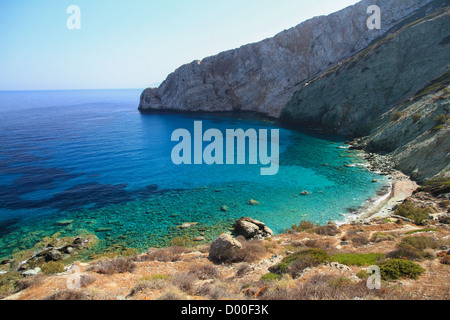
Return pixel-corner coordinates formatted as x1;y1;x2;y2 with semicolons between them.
394;201;430;225
260;273;282;282
412;113;422;122
144;274;170;281
371;232;395;243
406;228;438;235
328;277;353;288
41;261;65;275
356;270;370;280
289;220;317;233
169;235;195;248
379;259;426;281
398;236;437;250
331;253;385;266
0;271;21;298
434;114;448;124
432;124;444;131
269;249;330;277
418;178;450;196
390;112;403;122
387;247;424;261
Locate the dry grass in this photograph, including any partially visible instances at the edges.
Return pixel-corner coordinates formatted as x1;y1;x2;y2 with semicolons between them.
156;287;187;300
137;246;192;262
262;275;410;300
351;234;370;246
188;263;221;280
44;289;88;300
171;272;198;294
80;274;96;287
315;224;340;236
89;258;136;275
15;274;45;292
235;263;252;277
209;237;269;264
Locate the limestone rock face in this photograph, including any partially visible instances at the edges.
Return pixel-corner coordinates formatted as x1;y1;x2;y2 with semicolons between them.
139;0;435;117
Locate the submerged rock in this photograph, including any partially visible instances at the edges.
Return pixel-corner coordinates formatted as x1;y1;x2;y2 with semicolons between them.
179;222;198;229
247;199;260;206
56;220;74;226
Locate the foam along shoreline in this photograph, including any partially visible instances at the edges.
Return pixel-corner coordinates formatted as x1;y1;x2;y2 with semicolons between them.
344;170;419;224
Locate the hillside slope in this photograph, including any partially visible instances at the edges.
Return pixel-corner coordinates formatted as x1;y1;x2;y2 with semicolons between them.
283;7;449;182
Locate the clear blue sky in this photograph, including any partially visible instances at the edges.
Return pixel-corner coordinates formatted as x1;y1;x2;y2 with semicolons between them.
0;0;360;91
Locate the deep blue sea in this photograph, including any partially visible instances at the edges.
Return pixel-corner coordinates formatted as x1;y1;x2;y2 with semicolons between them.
0;89;387;259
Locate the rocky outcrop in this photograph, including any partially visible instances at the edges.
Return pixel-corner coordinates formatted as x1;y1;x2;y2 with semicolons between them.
233;217;274;240
208;234;242;263
139;0;438;118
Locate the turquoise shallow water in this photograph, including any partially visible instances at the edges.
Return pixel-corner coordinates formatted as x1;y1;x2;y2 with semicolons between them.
0;89;387;259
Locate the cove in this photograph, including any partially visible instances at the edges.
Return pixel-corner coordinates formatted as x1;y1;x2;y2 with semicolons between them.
0;90;388;259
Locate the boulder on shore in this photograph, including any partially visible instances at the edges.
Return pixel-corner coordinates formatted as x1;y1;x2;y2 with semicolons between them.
209;234;242;263
233;217;274;240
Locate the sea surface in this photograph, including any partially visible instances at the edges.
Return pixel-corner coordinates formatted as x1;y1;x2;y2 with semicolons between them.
0;89;387;259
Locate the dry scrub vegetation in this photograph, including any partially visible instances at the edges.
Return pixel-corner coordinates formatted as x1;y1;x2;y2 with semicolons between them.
3;212;449;301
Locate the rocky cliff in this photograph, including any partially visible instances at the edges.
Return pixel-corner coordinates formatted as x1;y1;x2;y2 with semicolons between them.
139;0;439;116
283;6;449;182
139;0;449;182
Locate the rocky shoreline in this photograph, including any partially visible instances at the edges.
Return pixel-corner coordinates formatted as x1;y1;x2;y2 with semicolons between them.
344;140;420;223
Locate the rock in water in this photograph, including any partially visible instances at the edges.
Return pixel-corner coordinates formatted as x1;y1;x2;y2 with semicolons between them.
247;199;260;206
209;234;242;263
233;217;274;240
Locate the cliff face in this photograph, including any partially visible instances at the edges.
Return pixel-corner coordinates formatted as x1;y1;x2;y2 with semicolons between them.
283;6;450;136
139;0;436;117
138;0;450;182
361;74;450;183
283;7;450;182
